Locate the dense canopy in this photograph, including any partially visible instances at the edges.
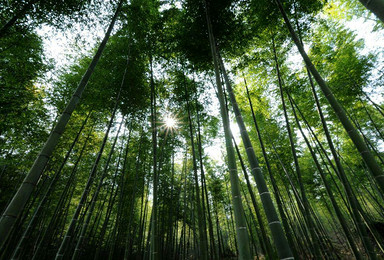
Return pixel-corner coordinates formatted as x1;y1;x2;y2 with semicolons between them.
1;0;384;259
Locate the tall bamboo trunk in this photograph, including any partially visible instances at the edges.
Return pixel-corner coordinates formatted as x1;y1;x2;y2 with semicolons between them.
71;119;124;259
358;99;384;140
196;99;218;259
106;125;132;260
241;186;263;259
358;0;384;23
183;71;208;260
150;58;159;260
202;2;252;259
271;37;321;258
224;181;239;256
124;132;145;259
218;53;294;259
243;79;300;258
275;0;384;195
288;91;363;259
31;123;94;260
93;126;127;259
55;83;123;260
0;0;124;248
300;59;378;259
10;111;92;259
291;12;378;256
363;92;384;118
165;151;175;258
232;137;274;258
137;178;149;259
269;138;314;257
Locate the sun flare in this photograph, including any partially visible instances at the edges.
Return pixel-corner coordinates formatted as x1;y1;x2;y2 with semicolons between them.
164;115;177;128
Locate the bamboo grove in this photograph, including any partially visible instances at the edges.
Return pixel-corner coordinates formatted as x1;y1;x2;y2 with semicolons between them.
1;0;384;259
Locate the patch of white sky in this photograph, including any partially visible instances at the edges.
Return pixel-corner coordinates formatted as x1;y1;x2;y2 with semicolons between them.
36;2;384;168
159;0;182;11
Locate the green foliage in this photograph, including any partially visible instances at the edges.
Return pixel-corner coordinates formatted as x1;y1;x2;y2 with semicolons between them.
0;26;49;132
325;0;383;30
177;0;253;70
309;20;374;106
0;0;97;29
51;31;150;117
2;1;384;259
0;27;50;207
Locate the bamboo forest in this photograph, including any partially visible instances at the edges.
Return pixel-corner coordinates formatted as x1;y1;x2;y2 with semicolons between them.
2;0;384;259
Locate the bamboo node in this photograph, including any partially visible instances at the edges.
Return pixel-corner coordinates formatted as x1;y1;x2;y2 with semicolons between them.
53;130;64;135
39;153;50;158
23;181;37;187
2;214;18;219
347;129;355;134
268;221;281;226
259;191;270;197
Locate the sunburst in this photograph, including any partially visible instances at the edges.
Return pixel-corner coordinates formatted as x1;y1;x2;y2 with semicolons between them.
161;114;179;136
164;115;177;128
